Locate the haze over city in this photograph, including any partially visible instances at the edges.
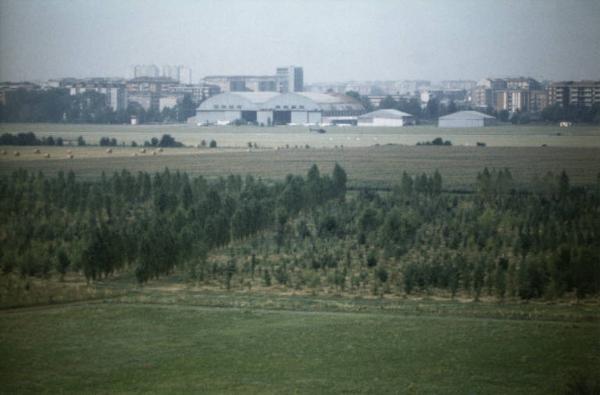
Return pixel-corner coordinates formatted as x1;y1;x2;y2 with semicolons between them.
1;0;599;83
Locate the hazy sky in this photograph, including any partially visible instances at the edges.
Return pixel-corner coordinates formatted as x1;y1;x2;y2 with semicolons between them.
1;0;599;83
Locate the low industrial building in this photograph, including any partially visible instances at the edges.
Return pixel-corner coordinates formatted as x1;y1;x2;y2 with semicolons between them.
438;111;498;128
357;109;415;127
191;92;364;125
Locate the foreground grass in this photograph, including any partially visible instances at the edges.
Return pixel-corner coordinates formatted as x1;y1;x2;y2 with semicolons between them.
1;297;598;394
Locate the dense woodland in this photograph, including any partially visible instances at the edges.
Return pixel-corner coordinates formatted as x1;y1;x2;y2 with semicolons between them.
1;165;599;300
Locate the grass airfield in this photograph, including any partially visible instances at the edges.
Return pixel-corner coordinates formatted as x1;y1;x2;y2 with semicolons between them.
2;144;600;190
2;123;600;189
1;281;599;394
2;122;600;148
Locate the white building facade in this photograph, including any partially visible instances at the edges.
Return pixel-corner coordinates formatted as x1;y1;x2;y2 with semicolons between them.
357;109;415;127
438;111;497;128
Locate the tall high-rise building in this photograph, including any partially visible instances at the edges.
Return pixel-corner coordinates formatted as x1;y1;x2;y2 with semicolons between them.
548;81;600;108
161;65;193;84
201;66;303;93
133;65;160;78
471;77;544;112
162;65;180;81
178;67;192;85
440;80;477;91
276;66;303;92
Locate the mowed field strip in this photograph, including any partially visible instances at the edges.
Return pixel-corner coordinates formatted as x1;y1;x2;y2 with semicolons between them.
1;300;598;394
2;145;600;189
2;122;600;148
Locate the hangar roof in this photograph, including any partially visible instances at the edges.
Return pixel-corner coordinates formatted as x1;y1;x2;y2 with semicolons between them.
227;92;280;103
198;92;279;111
198;92;364;112
296;92;364;112
438;110;495;120
358;109;414;119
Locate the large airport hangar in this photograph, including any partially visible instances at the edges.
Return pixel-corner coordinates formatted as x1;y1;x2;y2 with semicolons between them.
298;92;364;125
192;92;363;125
438;110;498;128
357;109;415;127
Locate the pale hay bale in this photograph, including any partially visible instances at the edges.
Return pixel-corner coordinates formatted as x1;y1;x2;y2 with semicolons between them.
44;153;50;158
106;148;112;154
158;148;163;152
152;151;157;156
1;150;6;155
67;154;74;159
14;151;20;157
140;148;146;153
34;148;41;154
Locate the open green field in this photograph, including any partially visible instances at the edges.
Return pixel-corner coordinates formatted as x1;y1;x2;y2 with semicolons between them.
2;122;600;148
1;293;599;394
2;145;600;189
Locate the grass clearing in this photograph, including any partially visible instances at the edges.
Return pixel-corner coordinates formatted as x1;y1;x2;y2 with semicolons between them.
1;298;598;394
2;271;597;393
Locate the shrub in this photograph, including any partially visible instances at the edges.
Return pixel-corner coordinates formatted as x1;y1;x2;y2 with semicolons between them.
417;137;452;146
376;267;389;283
158;134;183;148
274;266;289;285
366;251;378;267
263;269;272;286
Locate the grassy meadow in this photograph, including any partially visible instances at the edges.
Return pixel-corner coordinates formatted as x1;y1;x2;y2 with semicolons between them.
2;144;600;190
1;291;599;394
2;122;600;189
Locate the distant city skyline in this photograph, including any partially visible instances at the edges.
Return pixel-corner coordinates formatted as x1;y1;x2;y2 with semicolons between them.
1;0;599;83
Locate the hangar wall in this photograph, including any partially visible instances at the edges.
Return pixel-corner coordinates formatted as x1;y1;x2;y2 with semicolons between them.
438;119;485;128
196;110;241;124
257;111;272;125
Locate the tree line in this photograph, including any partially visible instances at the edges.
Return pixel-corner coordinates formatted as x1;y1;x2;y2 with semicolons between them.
0;131;185;148
346;91;459;121
1;165;598;300
0;164;348;284
0;88;198;124
0;132;66;146
346;91;600;124
541;103;600;124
